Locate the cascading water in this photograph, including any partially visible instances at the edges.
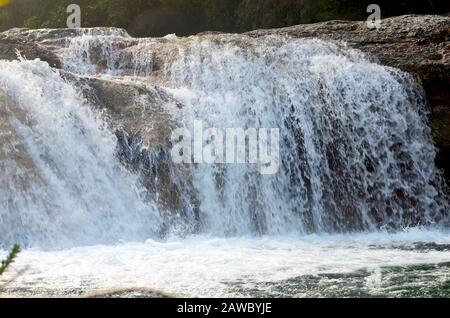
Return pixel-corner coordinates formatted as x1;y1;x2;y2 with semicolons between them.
0;30;448;248
0;58;163;248
1;28;450;297
162;37;447;235
59;31;448;237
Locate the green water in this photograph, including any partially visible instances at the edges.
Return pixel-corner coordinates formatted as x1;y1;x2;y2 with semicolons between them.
229;262;450;298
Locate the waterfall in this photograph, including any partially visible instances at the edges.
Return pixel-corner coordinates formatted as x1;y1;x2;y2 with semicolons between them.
0;58;163;248
0;30;448;248
160;36;448;235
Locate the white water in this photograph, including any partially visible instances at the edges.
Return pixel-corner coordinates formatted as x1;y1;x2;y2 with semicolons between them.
2;231;450;297
0;58;163;248
0;30;449;297
59;31;448;235
163;37;447;235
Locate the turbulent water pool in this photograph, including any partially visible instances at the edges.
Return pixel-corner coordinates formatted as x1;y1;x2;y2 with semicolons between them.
1;230;450;298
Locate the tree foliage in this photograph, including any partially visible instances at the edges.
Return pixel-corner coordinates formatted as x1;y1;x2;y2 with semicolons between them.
0;244;20;276
0;0;448;36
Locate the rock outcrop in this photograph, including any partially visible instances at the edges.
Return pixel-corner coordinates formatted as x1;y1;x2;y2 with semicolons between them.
61;71;179;148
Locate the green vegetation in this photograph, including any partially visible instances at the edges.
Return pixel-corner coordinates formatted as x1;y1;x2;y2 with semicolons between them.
0;0;449;36
0;244;20;276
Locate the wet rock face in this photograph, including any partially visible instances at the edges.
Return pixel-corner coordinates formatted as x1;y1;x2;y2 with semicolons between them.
59;72;200;223
432;105;450;181
0;28;62;67
0;15;449;181
115;133;201;234
61;71;179;149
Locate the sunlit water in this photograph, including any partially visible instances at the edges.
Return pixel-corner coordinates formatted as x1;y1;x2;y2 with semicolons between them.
2;231;450;297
